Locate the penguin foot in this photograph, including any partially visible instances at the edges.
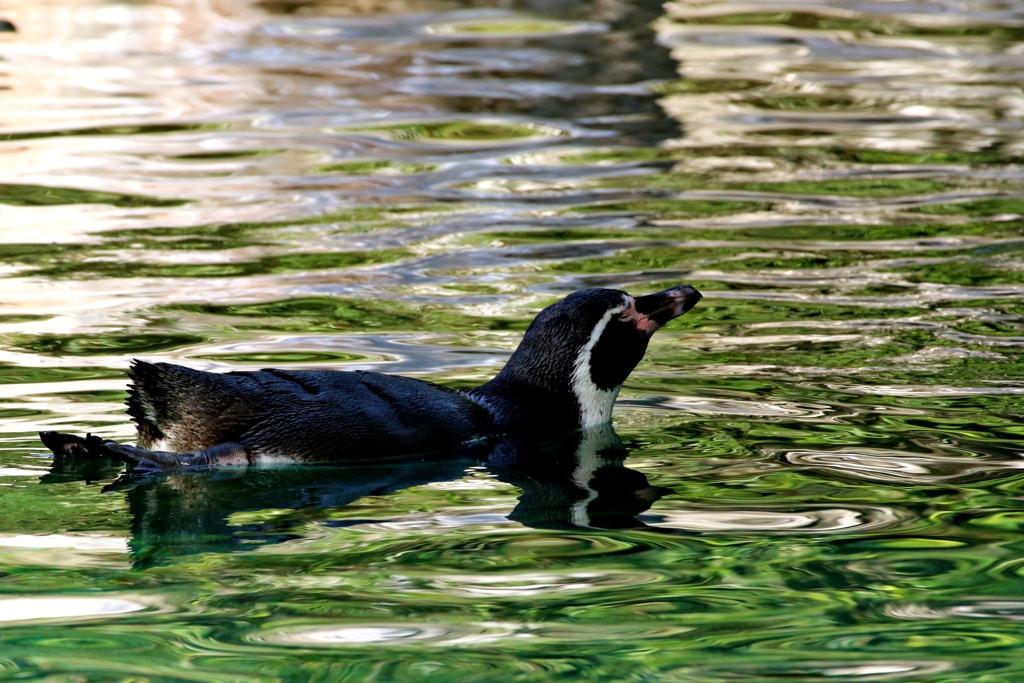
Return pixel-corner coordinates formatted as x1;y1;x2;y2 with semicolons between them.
39;431;110;459
39;432;251;471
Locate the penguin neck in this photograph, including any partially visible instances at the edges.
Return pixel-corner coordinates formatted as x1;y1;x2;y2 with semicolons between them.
468;307;625;436
466;370;577;437
569;306;623;428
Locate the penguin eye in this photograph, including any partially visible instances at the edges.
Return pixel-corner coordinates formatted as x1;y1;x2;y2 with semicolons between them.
617;302;635;323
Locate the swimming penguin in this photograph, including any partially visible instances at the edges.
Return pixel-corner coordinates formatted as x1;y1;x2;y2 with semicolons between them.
39;285;702;470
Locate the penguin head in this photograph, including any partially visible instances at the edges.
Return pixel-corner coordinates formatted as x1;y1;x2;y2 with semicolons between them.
473;285;702;432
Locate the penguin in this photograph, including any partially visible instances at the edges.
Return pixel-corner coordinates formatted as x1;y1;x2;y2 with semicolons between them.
39;285;702;470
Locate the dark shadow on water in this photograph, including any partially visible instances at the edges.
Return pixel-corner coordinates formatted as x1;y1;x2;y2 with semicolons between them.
42;425;671;568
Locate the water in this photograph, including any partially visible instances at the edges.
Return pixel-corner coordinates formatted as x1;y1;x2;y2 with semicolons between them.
1;0;1023;680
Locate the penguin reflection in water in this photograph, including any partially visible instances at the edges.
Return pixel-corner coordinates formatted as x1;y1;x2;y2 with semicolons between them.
46;423;668;566
39;286;701;560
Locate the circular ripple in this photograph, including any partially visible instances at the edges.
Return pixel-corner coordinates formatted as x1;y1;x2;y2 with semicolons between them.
642;505;909;534
253;620;521;647
784;448;1023;484
252;618;695;649
411;568;672;598
682;659;961;682
886;600;1024;622
339;532;674;567
737;625;1024;654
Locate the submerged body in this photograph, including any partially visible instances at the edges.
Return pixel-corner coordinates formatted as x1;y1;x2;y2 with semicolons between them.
40;285;702;470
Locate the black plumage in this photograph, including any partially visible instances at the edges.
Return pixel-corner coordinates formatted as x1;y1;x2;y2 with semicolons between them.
127;362;493;460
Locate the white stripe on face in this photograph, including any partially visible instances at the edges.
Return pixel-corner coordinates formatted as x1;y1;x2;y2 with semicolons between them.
571;297;630;428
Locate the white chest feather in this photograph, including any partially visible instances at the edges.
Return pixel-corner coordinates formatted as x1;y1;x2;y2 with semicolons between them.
571;304;626;428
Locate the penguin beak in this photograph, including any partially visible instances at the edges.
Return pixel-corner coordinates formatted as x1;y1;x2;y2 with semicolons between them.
631;285;702;333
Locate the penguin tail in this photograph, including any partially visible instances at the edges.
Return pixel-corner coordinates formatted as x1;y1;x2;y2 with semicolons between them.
126;359;174;447
125;359;243;449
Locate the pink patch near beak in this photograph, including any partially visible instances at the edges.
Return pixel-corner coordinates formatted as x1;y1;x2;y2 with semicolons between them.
622;297;662;335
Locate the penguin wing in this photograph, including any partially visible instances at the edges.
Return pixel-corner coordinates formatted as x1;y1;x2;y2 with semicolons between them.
234;369;494;460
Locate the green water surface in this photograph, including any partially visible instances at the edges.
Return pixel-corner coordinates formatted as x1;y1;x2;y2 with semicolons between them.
1;0;1023;681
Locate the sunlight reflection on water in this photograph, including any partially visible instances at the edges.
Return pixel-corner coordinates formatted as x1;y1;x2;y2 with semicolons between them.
0;597;144;622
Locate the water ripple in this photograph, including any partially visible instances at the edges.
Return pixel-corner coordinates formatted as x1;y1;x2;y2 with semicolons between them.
642;505;908;534
253;617;693;648
395;569;671;599
784;449;1024;484
682;660;958;682
886;601;1024;622
0;597;147;623
3;0;1024;680
625;395;830;418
